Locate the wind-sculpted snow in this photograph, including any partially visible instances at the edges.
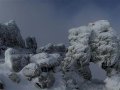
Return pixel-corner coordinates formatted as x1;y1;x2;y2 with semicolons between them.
0;20;120;90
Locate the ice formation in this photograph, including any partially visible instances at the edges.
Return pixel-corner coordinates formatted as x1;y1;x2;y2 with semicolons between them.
0;20;120;90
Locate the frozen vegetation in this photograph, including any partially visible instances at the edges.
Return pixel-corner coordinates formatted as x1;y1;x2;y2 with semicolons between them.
0;20;119;90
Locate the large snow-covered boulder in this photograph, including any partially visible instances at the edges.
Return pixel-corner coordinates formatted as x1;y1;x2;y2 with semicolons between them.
89;20;119;67
5;48;30;72
30;53;62;72
22;63;41;80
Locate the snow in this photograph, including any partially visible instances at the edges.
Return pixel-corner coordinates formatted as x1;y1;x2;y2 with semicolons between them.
30;53;61;66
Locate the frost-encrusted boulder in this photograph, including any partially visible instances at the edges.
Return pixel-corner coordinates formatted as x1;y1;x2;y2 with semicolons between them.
5;48;30;72
25;36;37;53
30;53;62;72
33;73;55;89
22;63;41;80
8;72;20;83
63;26;92;80
37;43;66;55
0;20;25;48
89;20;119;67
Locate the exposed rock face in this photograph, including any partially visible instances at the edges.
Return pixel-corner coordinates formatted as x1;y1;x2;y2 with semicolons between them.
25;36;37;53
5;48;30;72
0;20;25;48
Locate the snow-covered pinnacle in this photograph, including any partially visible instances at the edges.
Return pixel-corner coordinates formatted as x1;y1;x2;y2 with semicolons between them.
62;20;120;90
89;20;119;67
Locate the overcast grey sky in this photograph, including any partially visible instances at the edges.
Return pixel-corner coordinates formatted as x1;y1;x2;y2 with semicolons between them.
0;0;120;46
0;0;119;80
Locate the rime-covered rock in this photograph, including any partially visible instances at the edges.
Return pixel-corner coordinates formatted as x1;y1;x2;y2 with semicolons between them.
22;63;41;80
8;72;20;83
5;48;30;72
37;43;66;55
63;26;92;81
89;20;119;67
25;36;37;53
30;53;62;71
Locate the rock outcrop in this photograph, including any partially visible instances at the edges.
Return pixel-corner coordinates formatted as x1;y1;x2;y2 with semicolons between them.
25;36;37;53
0;20;25;48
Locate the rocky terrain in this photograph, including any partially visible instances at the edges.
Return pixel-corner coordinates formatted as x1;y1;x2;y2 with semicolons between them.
0;20;119;90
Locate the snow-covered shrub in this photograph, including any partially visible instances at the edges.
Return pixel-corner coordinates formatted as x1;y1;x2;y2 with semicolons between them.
22;63;41;80
5;48;30;72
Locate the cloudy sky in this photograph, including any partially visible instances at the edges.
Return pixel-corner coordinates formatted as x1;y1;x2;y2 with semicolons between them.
0;0;119;80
